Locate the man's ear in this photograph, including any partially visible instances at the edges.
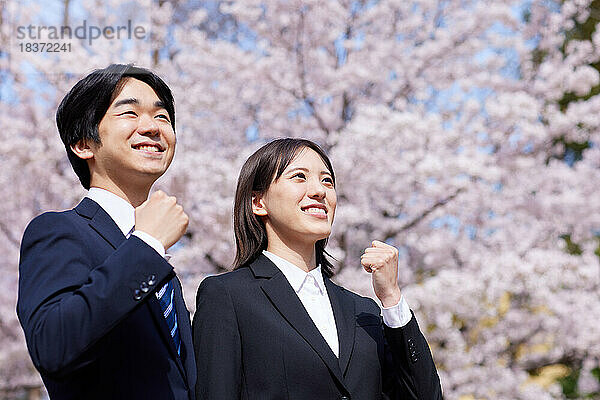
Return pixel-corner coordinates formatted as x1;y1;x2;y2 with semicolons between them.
70;139;94;160
252;192;268;217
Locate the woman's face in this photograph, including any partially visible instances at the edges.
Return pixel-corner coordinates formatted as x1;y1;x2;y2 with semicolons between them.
253;147;337;247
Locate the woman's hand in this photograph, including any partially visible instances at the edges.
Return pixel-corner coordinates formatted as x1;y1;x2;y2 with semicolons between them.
360;240;402;307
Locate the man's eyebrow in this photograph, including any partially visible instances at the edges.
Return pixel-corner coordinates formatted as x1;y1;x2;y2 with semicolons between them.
113;98;138;108
112;98;167;109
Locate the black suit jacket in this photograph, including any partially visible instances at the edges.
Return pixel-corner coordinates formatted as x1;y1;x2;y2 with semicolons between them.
17;198;196;400
193;254;441;399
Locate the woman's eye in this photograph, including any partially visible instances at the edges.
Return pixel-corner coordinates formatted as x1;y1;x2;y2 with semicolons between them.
323;177;334;185
120;110;137;116
292;172;306;179
156;113;170;121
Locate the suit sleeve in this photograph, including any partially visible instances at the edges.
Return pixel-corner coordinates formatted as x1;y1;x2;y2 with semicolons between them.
193;276;242;400
16;212;173;377
382;311;443;399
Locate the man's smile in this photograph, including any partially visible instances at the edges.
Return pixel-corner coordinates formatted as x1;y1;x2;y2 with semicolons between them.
132;142;165;153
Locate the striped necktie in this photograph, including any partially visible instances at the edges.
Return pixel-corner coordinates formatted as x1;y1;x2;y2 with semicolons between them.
156;279;182;356
126;227;181;355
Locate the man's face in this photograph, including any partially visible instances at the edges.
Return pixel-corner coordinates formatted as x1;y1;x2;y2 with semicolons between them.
89;78;176;187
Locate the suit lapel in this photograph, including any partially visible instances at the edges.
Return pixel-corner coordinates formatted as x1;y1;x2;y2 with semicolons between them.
76;198;126;250
173;276;196;388
251;255;348;392
76;198;191;384
324;278;356;376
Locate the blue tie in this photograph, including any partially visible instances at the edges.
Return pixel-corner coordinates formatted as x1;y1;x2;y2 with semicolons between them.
156;279;182;356
126;227;181;355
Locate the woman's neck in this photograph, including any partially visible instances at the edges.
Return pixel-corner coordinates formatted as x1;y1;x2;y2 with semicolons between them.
266;239;316;273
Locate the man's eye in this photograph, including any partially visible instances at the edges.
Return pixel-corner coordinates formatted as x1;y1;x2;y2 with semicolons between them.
156;113;170;121
119;110;137;116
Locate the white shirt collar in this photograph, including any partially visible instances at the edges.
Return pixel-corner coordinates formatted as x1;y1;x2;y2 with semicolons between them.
262;250;325;294
86;187;135;236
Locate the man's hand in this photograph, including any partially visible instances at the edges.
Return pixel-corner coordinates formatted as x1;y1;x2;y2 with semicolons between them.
135;190;189;250
360;240;402;307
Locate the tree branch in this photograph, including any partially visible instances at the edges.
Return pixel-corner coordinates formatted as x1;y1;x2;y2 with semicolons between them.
204;252;228;274
295;7;330;137
0;220;19;248
383;187;465;240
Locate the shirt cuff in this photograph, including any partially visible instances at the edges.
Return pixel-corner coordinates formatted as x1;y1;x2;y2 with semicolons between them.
381;295;412;328
132;230;169;260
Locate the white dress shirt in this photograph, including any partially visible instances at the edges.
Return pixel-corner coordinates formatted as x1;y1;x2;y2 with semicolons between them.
86;187;168;259
263;250;339;356
263;250;413;358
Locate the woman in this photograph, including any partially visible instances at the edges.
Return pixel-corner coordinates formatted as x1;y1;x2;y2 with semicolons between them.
193;138;442;399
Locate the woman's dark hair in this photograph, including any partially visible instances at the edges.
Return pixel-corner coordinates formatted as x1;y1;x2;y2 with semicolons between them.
56;63;176;189
233;138;336;277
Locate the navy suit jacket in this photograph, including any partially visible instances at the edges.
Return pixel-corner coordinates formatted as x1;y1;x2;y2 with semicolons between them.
17;198;196;400
193;254;442;399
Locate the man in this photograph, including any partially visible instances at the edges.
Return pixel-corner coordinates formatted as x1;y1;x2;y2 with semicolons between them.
17;64;196;399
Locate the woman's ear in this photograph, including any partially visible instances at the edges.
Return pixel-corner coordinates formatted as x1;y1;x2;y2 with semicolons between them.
252;193;268;216
70;139;95;160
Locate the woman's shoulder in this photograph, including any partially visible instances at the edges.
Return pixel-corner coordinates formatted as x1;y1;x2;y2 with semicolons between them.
327;279;381;315
199;267;254;288
195;268;258;307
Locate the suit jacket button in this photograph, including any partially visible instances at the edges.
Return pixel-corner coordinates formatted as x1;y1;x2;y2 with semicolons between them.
140;281;149;292
147;274;157;286
340;397;350;400
133;289;142;300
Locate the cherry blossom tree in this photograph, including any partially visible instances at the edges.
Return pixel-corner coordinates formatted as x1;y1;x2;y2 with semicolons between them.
1;0;599;398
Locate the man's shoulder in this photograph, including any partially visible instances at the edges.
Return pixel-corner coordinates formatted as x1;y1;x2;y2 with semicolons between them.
26;208;77;229
22;202;92;243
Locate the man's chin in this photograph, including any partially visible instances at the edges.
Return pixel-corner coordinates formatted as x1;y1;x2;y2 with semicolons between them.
126;169;167;185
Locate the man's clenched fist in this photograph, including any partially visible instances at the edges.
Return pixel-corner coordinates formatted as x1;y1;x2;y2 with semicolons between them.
135;190;189;250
